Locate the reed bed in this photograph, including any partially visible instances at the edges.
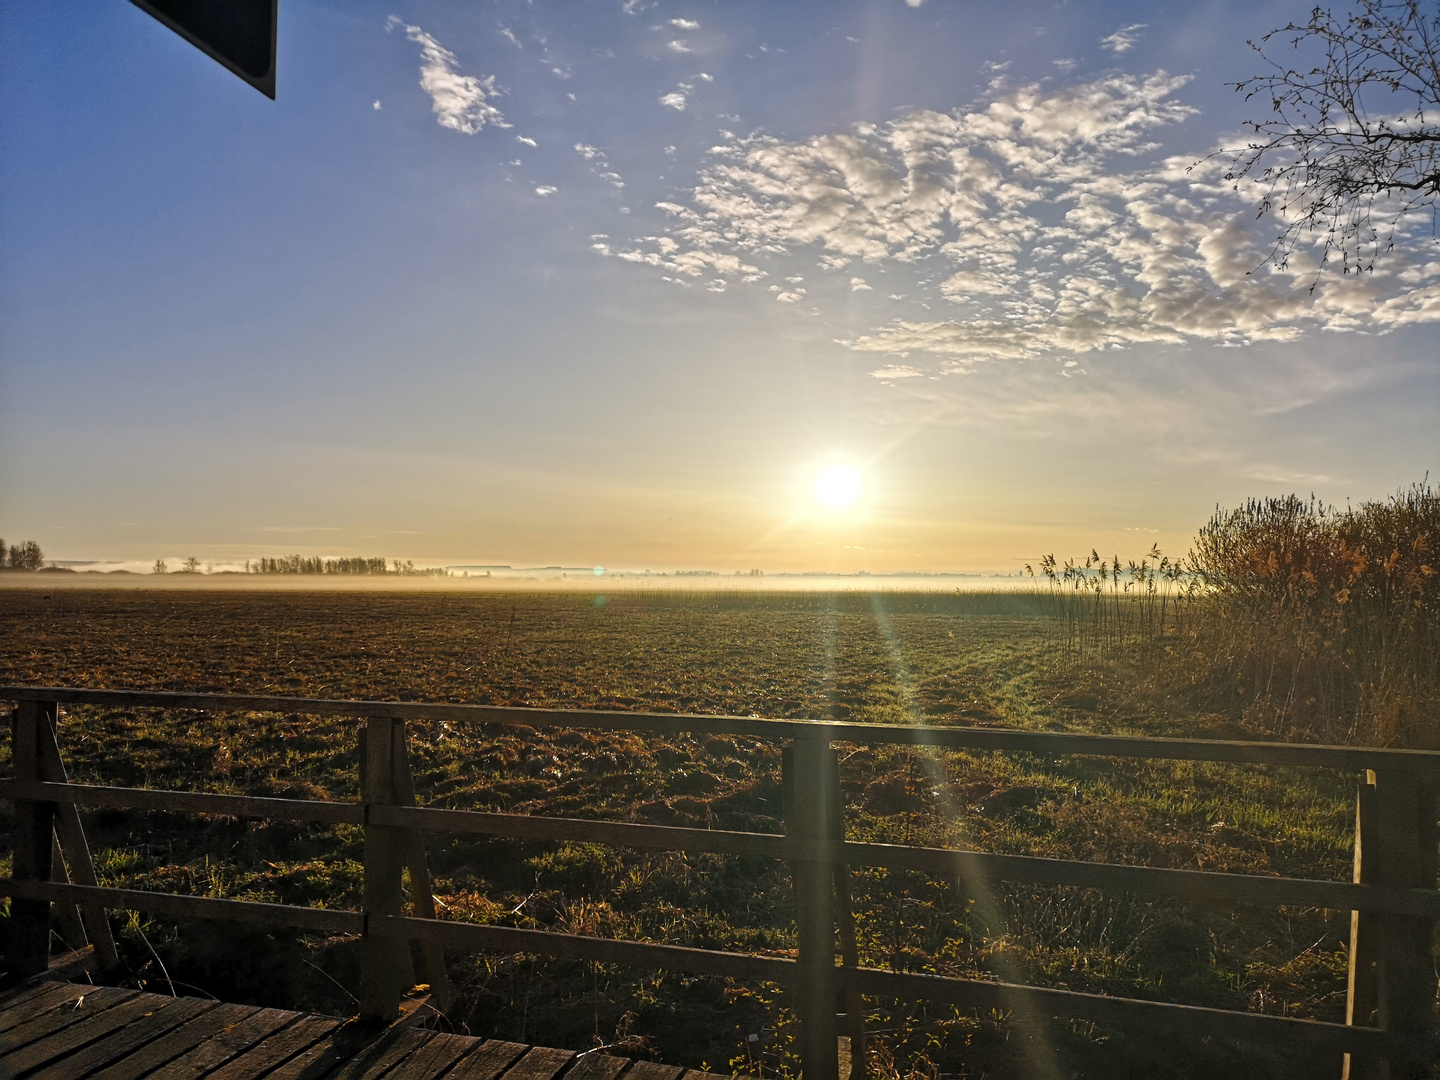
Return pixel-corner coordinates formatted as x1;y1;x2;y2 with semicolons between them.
1033;482;1439;747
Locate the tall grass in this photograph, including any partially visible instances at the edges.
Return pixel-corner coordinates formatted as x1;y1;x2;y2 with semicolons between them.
1034;482;1439;748
1027;546;1199;658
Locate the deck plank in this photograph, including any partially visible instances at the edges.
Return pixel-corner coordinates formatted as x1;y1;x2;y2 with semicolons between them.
563;1052;631;1080
90;1002;259;1080
0;982;715;1080
498;1045;576;1080
206;1014;342;1080
28;996;217;1079
326;1028;436;1079
443;1039;530;1080
0;986;139;1058
151;1007;303;1079
0;982;92;1034
623;1063;685;1080
384;1032;476;1079
0;991;170;1076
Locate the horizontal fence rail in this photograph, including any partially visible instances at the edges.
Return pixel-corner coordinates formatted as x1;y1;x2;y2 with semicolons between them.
1;779;1437;918
0;879;1427;1062
4;685;1439;772
2;685;1437;1080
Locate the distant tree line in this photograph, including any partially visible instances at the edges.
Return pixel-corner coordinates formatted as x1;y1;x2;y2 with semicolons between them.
0;539;45;571
241;555;448;576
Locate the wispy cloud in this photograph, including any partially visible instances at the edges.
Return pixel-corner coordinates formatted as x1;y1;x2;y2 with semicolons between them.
574;143;625;189
606;71;1440;371
388;16;509;134
660;90;688;110
870;364;924;379
516;135;537;147
1101;23;1146;54
670;18;700;30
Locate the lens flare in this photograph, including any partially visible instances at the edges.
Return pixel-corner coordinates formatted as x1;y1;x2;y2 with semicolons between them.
814;464;862;508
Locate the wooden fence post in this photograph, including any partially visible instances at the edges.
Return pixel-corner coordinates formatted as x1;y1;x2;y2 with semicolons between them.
359;716;408;1025
1342;769;1439;1080
785;738;840;1080
392;724;453;1012
8;702;57;979
829;753;866;1080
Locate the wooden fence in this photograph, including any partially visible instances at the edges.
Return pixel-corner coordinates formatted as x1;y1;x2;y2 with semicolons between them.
1;686;1436;1079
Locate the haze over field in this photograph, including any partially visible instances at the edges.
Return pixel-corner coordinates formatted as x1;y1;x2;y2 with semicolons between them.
1;1;1436;574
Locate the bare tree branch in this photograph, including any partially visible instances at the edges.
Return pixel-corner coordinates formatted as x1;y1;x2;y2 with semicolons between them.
1215;0;1440;280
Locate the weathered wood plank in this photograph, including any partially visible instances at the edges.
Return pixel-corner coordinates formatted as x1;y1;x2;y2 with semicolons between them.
0;878;363;934
1342;770;1440;1079
39;714;120;966
7;685;1439;773
0;986;139;1056
562;1053;631;1080
10;821;1440;919
9;700;58;978
498;1045;575;1080
836;966;1430;1059
678;1071;736;1080
380;1031;474;1080
0;779;364;826
27;996;216;1079
262;1022;402;1080
326;1027;435;1079
442;1039;529;1080
0;992;172;1076
90;1002;260;1080
204;1015;342;1080
624;1063;684;1080
0;981;91;1034
361;716;410;1024
149;1006;302;1079
49;832;89;952
785;740;840;1080
369;914;796;983
393;727;453;1012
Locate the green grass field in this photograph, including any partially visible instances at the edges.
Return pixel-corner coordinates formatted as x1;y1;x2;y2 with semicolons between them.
0;588;1394;1078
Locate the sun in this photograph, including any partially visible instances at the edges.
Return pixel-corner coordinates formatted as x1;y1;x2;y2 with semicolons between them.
814;464;862;509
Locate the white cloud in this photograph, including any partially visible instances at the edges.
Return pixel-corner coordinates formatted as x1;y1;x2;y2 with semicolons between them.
660;91;688;110
535;185;557;196
372;100;382;110
668;39;692;53
389;17;508;134
1101;24;1146;54
574;143;625;189
870;364;924;379
604;70;1440;370
851;277;873;291
671;18;700;30
498;26;521;48
516;135;537;147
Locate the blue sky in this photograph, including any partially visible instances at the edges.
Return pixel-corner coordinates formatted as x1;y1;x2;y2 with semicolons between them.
2;0;1436;573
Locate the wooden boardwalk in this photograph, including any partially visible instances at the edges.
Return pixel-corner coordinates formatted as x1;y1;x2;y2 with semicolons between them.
0;981;731;1080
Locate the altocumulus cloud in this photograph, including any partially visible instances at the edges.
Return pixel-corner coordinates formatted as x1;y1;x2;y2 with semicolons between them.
389;16;509;135
607;71;1440;373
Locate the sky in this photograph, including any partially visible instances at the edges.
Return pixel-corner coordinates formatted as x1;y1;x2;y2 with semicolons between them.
1;0;1436;575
